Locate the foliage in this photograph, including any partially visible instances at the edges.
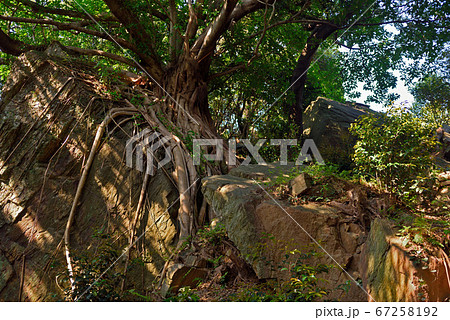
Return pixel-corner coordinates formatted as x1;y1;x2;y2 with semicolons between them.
210;45;345;141
197;223;227;246
341;1;450;105
232;246;332;302
350;106;437;199
302;163;355;181
0;53;9;90
62;232;124;302
165;287;200;302
397;212;450;258
265;164;356;205
1;0;448;137
411;73;450;127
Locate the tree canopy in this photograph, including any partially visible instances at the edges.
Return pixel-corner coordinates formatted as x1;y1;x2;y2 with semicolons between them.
1;1;448;125
0;1;449;301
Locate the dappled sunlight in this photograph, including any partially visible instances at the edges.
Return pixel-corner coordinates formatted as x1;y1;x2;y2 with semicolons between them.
0;0;448;303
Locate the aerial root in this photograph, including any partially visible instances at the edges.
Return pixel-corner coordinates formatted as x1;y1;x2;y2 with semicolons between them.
64;101;200;296
64;107;138;294
120;172;150;292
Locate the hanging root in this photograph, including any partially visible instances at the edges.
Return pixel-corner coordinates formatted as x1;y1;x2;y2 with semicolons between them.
64;107;137;294
121;172;150;292
129;101;199;246
65;94;216;295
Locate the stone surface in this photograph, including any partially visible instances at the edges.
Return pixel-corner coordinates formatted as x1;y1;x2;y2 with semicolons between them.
303;97;375;168
361;219;450;302
0;50;178;300
289;172;312;195
203;164;450;302
228;162;299;181
202;164;367;301
437;125;450;161
160;262;209;297
0;252;13;293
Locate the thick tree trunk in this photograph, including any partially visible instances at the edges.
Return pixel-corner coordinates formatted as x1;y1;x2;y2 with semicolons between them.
290;24;337;140
150;55;222;244
158;55;216;136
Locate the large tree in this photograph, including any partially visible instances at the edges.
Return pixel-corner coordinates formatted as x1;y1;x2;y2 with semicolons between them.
0;0;448;290
1;1;448;134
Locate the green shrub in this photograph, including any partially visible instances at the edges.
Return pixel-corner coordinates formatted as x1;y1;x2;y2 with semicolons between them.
63;234;124;301
165;287;200;302
350;107;437;199
233;246;333;302
197;223;227;245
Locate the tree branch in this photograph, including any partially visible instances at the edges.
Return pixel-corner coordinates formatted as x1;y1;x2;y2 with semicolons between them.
252;0;276;58
192;0;274;59
342;18;443;29
229;0;277;24
211;0;277;79
64;46;136;67
196;0;240;61
147;8;169;22
184;0;199;50
0;14;136;52
103;0;163;81
168;0;181;62
335;41;360;50
0;28;36;56
18;0;117;22
0;26;134;67
248;18;339;39
208;63;247;81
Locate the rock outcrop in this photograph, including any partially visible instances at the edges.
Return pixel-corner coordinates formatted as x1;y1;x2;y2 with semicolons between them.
361;219;450;302
0;47;178;301
202;163;367;301
437;125;450;165
202;164;450;302
303;97;374;168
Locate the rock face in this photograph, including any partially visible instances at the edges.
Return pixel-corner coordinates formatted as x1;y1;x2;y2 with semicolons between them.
202;164;367;301
0;47;178;300
303;97;374;168
361;219;450;302
203;164;450;302
0;253;13;293
289;172;312;196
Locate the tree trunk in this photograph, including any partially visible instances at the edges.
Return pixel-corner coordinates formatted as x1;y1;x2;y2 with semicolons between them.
290;24;337;140
150;55;222;244
158;55;216;136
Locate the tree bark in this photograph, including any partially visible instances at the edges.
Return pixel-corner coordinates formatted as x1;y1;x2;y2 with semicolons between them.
159;54;216;136
290;24;337;139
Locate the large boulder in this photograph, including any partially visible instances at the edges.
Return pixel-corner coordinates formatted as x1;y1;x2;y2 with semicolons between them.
203;164;450;302
437;125;450;165
0;47;178;300
303;97;374;168
361;219;450;302
202;164;367;301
